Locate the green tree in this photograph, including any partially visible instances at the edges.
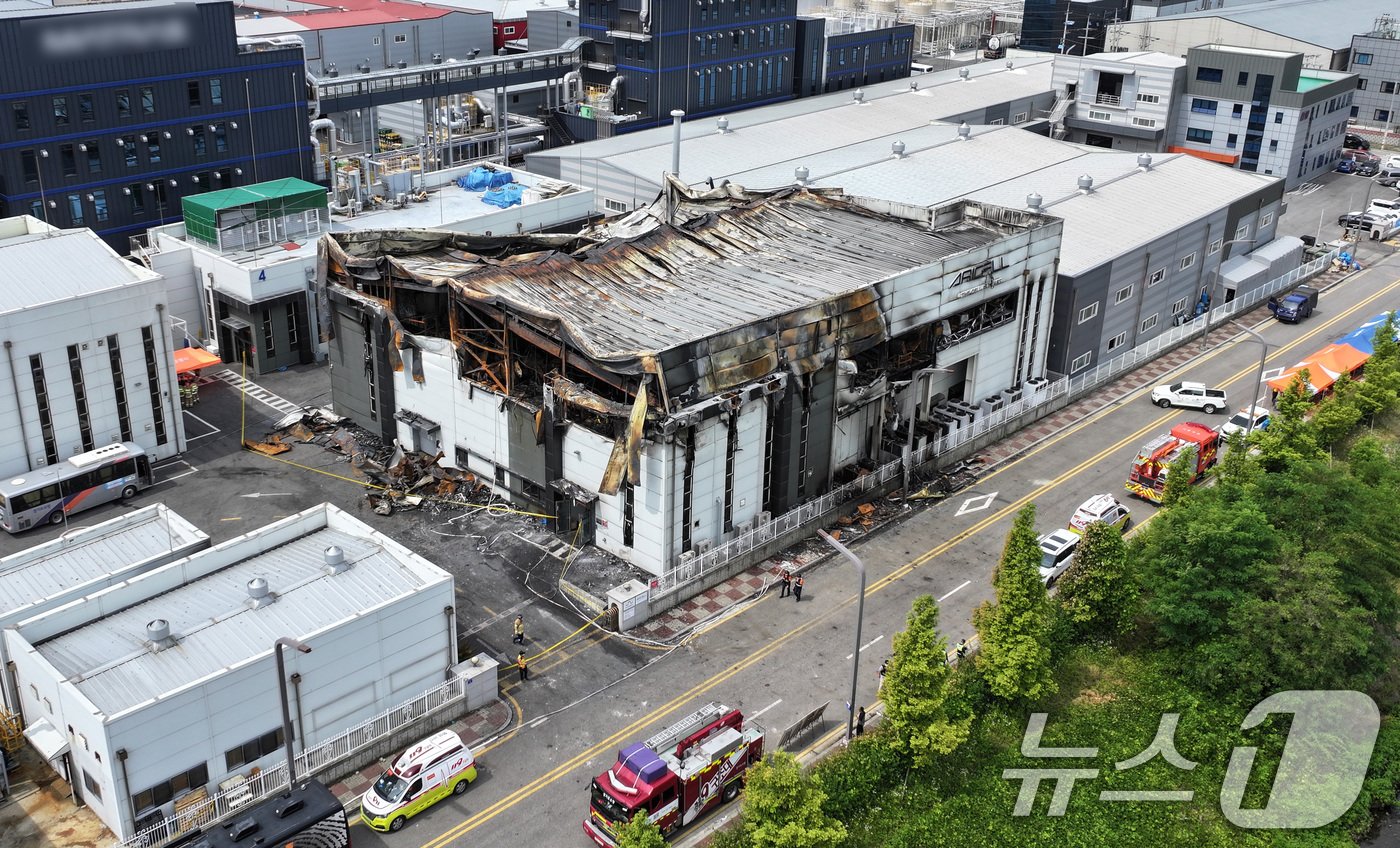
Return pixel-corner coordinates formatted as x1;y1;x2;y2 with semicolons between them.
1159;445;1198;507
1253;372;1320;472
881;596;974;767
1348;435;1393;486
1056;521;1137;638
1311;373;1362;449
1213;430;1258;499
615;811;668;848
740;752;847;848
972;505;1056;701
1355;311;1400;420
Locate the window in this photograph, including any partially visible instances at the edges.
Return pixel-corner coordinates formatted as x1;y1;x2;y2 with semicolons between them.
1186;127;1213;144
92;189;108;223
79;93;93;122
30;354;57;464
67;194;84;226
21;149;37;183
603;197;627;213
1132;116;1156;128
124;139;138;167
1356;53;1373;65
115;89;130;118
1209;238;1223;255
1226;133;1238;149
1114;285;1133;305
1235;224;1250;241
192;127;206;156
1237;71;1248;86
1358;78;1369;90
393;33;407;43
52;96;68;126
1136;92;1160;104
286;303;300;347
262;309;276;357
1196;67;1223;83
225;728;284;771
1269;139;1278;151
209;78;223;106
1147;268;1165;287
989;118;1005;126
1261;212;1273;227
1232;103;1243;118
132;762;209;814
142;326;167;445
147;138;161;164
187;80;201;107
1383;81;1397;95
83;771;102;801
87;142;102;174
1070;351;1092;372
1088;109;1111;121
1172;297;1188;316
12;101;30;130
213;123;228;153
1077;302;1099;324
1107;331;1127;351
1190;98;1217;114
127;184;145;215
61;144;77;177
1273;111;1282;124
141;86;155;115
1014;112;1028;124
372;36;381;45
1377;109;1392;123
108;334;132;442
67;345;93;452
1179;252;1196;271
1140;314;1158;333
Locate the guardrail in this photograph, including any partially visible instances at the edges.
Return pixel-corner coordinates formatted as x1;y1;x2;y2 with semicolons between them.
650;250;1338;598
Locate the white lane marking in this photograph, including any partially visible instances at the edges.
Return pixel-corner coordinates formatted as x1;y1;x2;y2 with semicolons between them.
846;634;884;660
528;717;549;729
937;580;972;603
154;459;198;482
750;699;782;720
182;411;221;442
956;492;997;516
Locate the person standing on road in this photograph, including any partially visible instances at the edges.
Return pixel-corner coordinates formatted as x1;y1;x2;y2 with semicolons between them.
855;707;866;737
793;574;805;603
878;659;888;693
779;568;792;598
517;652;529;682
513;614;525;645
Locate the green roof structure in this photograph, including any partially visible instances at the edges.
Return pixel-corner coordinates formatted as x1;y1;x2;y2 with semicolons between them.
181;178;327;246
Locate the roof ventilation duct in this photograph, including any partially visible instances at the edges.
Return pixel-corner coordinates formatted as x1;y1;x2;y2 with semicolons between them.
1026;192;1043;211
247;577;276;609
794;166;810;187
958;67;970;81
1137;153;1153;170
891;140;906;158
852;89;865;104
1006;60;1015;70
324;545;350;574
910;80;919;91
716;116;730;134
957;122;971;140
1077;174;1094;194
146;619;176;651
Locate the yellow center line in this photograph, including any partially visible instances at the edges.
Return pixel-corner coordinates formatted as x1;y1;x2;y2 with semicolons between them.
416;277;1399;848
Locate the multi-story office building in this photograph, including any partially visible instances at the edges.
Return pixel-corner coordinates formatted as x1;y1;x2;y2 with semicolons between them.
1049;50;1186;150
1171;44;1356;187
1348;17;1400;131
0;0;314;254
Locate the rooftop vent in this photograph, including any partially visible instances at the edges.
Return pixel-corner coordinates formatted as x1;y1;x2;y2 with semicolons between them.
432;53;443;64
1137;153;1153;170
910;80;919;91
959;67;970;81
246;577;275;609
146;619;175;651
957;122;971;140
716;116;730;134
1006;60;1015;70
1026;192;1043;211
852;89;864;104
794;165;810;186
324;545;350;574
891;140;906;158
1077;174;1094;193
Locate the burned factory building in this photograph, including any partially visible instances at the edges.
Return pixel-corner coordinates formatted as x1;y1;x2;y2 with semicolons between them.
319;182;1062;576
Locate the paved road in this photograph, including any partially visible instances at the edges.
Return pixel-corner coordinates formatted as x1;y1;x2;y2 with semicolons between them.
347;245;1400;842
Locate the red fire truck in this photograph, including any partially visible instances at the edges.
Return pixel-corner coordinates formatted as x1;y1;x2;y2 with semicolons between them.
1125;421;1220;503
584;702;765;846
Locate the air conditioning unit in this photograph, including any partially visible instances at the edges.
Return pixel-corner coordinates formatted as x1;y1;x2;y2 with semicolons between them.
736;521;754;535
695;539;714;555
1024;377;1051;404
1001;387;1023;405
756;511;773;524
678;551;697;565
979;395;1005;415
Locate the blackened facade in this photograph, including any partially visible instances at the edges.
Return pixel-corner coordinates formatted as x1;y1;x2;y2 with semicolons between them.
0;0;313;254
1022;0;1130;56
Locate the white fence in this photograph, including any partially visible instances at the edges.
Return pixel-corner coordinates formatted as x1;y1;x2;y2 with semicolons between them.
115;675;469;848
652;250;1338;597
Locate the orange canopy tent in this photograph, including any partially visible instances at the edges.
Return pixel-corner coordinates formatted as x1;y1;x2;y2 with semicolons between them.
1267;344;1369;395
173;347;222;375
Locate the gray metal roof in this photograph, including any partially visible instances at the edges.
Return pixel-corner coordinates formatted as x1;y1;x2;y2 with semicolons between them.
35;525;446;716
0;226;162;317
1124;0;1398;51
528;53;1056;179
0;505;206;621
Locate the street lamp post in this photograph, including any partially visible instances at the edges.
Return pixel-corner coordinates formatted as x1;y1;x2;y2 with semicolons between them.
1200;239;1259;350
1231;322;1272;437
274;637;312;788
818;530;866;742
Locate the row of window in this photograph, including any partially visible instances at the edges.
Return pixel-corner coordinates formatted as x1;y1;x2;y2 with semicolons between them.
694;57;788;106
19;126;233;185
25;333;148;468
834;39;909;65
9;79;223;133
1356;79;1399;95
693;23;791;55
25;175;232;229
1190;99;1287;124
586;0;787;23
1184;126;1284;153
1195;67;1267;88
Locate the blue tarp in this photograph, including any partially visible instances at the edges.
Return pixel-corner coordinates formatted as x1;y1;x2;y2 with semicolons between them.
456;166;514;191
481;183;524;208
1334;312;1398;355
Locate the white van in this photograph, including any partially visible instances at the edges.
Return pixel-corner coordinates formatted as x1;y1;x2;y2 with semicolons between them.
361;730;477;832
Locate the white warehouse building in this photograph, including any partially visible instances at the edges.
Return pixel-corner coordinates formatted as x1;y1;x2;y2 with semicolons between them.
5;503;454;841
0;216;185;478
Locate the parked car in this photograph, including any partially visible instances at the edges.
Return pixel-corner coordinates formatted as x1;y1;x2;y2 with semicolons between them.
1342;149;1381;166
1151;381;1227;413
1221;405;1272;438
1268;284;1318;323
1379;174;1400;188
1336;160;1357;174
1385;154;1400;170
1339;211;1368;227
1357;161;1381;177
1068;493;1132;534
1037;529;1079;584
1345;133;1371;150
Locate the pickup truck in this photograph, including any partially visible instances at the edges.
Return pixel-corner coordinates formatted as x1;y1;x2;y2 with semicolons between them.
1150;381;1227;413
1268;285;1318;323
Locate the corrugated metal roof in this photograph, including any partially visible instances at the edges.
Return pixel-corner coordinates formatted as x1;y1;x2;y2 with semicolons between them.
0;505;205;620
0;228;161;317
35;527;443;716
1122;0;1397;51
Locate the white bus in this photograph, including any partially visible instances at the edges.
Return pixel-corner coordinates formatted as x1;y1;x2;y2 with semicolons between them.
0;442;154;533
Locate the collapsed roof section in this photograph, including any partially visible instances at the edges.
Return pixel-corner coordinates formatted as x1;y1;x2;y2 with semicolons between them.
319;177;1054;416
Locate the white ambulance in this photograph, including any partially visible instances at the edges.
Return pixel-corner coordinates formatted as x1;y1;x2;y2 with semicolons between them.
361;729;478;832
